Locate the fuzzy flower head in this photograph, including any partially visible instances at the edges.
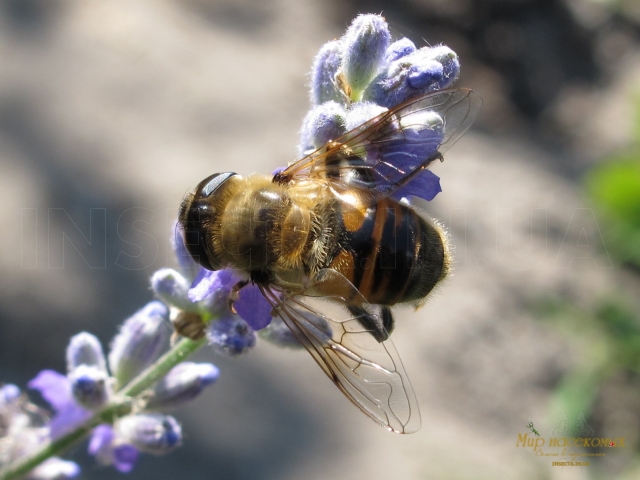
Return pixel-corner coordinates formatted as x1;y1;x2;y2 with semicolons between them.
309;15;459;109
301;14;462;204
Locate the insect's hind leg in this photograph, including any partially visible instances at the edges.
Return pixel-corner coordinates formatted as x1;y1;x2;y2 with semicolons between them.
347;305;395;343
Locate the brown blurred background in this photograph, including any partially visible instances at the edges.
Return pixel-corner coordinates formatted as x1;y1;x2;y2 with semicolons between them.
1;0;640;478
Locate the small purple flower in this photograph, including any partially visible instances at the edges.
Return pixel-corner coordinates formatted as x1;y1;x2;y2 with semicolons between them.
207;317;256;356
88;425;139;473
28;371;92;439
340;14;391;100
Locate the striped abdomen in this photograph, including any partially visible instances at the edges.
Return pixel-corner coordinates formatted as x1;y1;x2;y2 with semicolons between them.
325;198;448;307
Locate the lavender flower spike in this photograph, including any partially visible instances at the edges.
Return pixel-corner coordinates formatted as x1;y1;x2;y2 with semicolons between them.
108;301;170;389
340;14;391;101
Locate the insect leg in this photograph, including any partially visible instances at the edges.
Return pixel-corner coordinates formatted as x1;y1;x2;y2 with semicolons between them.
347;305;395;343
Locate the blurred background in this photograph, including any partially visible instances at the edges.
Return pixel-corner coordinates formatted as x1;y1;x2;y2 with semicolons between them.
1;0;640;478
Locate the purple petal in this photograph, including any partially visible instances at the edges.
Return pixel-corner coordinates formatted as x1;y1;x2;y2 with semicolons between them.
188;268;239;302
88;425;114;456
29;370;92;438
235;285;273;330
89;425;139;473
392;170;442;202
29;371;73;411
113;445;139;473
49;405;92;439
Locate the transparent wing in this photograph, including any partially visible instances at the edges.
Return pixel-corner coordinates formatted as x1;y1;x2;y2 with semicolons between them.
274;88;481;200
259;285;421;434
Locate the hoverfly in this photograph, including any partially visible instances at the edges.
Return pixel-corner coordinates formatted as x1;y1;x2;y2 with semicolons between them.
179;88;481;433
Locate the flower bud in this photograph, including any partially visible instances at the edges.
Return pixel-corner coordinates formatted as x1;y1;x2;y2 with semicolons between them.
27;458;80;480
171;221;200;280
116;414;182;455
345;102;388;132
68;365;111;410
151;268;194;312
88;425;139;473
146;362;219;410
0;384;21;405
310;40;343;105
66;332;107;374
108;302;170;389
259;316;303;349
207;317;256;356
340;14;391;101
386;38;416;63
298;101;347;156
364;45;460;108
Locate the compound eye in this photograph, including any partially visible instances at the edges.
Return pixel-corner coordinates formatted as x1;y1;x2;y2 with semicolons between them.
196;172;237;198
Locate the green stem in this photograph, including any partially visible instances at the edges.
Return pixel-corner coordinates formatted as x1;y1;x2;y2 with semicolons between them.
0;337;206;480
122;337;206;397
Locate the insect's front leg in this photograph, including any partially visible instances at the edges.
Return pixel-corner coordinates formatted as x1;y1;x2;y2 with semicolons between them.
228;279;250;313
